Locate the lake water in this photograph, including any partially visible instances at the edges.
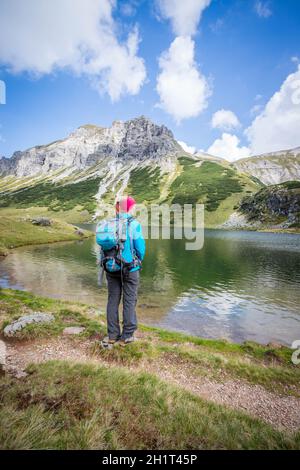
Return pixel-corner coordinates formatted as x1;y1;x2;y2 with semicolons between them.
1;227;300;346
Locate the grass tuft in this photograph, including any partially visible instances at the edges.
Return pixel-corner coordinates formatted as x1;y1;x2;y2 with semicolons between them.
1;361;299;450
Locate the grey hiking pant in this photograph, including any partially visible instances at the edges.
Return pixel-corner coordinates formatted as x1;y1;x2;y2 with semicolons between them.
106;270;140;339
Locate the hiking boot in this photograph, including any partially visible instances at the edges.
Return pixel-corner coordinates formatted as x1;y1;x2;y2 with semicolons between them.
119;336;135;347
101;336;120;349
102;336;120;344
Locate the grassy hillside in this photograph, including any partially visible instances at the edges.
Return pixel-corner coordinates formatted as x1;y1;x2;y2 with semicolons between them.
0;177;101;214
170;158;245;208
0;289;299;450
174;159;259;226
127;166;162;203
0;215;93;256
0;158;261;228
124;158;260;226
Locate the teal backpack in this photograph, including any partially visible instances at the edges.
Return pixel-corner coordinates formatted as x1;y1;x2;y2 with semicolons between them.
96;217;141;274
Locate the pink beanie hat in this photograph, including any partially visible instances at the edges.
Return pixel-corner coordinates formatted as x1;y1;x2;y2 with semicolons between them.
116;196;136;213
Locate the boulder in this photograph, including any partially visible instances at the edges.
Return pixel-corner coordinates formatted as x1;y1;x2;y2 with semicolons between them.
74;229;85;237
31;217;52;226
63;326;86;335
4;313;55;337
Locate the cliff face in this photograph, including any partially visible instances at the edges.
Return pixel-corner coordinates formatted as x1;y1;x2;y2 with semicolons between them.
234;148;300;185
238;181;300;228
0;116;182;178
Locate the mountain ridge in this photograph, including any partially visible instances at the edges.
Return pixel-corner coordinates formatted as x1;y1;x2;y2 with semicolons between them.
0;116;299;229
233;147;300;185
0;116;183;179
1;116;299;186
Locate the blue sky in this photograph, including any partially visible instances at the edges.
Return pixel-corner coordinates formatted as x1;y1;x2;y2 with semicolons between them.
0;0;300;161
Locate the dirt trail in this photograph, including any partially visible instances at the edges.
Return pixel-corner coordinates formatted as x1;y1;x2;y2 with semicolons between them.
4;335;300;433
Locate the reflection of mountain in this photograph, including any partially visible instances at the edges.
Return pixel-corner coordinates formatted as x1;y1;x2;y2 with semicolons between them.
156;231;300;295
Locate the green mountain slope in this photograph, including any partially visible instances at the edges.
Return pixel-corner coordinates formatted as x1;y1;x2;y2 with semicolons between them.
0;177;101;213
1;118;299;230
0;157;261;227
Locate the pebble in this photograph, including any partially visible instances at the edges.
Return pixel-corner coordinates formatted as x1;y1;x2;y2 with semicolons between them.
63;326;86;335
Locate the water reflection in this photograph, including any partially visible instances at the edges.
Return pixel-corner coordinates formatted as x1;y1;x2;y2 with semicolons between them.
0;229;299;345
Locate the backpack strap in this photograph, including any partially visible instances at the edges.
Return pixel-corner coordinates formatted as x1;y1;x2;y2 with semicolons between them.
127;217;135;257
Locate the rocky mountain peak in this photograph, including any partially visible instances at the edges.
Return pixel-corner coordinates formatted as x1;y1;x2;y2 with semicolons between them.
0;116;181;178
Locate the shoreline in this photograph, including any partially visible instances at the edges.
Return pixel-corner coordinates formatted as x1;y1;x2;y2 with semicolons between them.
0;231;94;257
0;288;299;449
2;223;299;258
0;285;295;349
0;214;94;257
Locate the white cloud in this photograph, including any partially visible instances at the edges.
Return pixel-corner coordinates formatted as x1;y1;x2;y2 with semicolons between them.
155;1;212;122
177;140;196;154
246;66;300;154
254;1;272;18
250;104;263;116
0;0;146;101
207;133;250;162
211;109;240;130
156;36;211;122
121;1;139;17
156;0;211;36
291;56;299;64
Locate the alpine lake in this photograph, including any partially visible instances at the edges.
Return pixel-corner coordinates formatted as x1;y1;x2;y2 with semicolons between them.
1;226;300;346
